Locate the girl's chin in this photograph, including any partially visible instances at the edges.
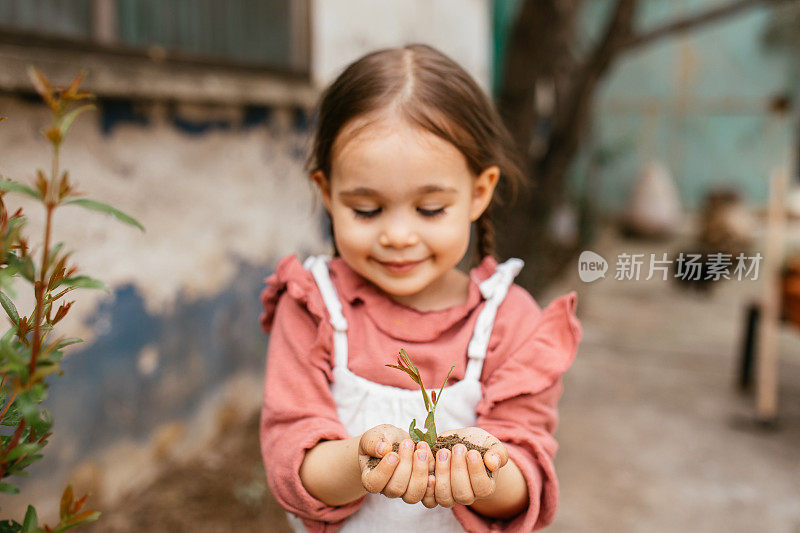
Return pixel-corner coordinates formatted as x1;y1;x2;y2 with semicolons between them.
373;278;427;297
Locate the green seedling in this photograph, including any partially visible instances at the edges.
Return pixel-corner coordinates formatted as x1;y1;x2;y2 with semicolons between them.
385;348;454;447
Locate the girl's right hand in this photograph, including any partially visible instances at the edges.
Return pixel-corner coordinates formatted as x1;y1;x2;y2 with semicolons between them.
358;424;436;505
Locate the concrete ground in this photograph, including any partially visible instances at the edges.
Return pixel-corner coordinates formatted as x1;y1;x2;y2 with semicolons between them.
547;220;800;533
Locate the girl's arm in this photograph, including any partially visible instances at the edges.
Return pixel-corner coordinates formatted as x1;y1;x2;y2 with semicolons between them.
300;436;365;506
467;456;529;519
260;286;367;525
453;379;564;531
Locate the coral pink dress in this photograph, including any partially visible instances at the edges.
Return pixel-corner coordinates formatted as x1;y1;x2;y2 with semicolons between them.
259;254;582;533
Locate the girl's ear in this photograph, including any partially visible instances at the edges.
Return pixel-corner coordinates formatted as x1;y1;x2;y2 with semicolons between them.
311;170;333;212
469;165;500;221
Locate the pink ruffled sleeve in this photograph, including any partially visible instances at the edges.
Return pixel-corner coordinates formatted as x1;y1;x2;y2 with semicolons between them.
259;255;365;532
454;291;582;532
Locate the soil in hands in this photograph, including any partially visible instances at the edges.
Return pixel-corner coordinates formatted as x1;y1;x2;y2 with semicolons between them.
367;435;491;475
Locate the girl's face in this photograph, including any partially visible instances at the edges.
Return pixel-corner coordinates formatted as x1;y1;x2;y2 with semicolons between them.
313;113;498;309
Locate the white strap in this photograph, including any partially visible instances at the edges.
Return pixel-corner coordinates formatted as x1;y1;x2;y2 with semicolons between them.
465;258;524;381
303;255;349;370
302;255;523;380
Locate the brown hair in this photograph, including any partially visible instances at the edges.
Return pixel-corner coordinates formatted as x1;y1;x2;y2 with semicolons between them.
306;43;526;260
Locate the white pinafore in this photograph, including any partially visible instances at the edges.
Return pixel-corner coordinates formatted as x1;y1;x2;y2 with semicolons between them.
285;255;523;533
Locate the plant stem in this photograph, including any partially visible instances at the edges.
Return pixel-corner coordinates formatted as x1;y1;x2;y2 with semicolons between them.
0;419;26;479
0;390;18;422
29;144;57;378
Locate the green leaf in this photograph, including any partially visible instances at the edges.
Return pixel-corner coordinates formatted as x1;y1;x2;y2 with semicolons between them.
0;269;19;297
60;485;73;520
1;404;22;427
31;364;61;381
0;292;19;325
55;338;82;350
34;408;53;435
4;256;35;283
58;105;95;138
408;419;422;443
20;505;37;533
7;454;43;471
410;427;426;443
19;402;52;437
384;364;421;387
39;301;51;322
63;198;144;231
0;482;19;494
5;216;26;233
0;338;27;367
398;348;422;377
0;519;22;533
5;442;42;462
47;242;65;267
55;276;107;292
0;181;41;201
424;412;438;447
1;327;15;343
41;349;64;364
16;391;42;430
399;349;432;410
59;510;100;530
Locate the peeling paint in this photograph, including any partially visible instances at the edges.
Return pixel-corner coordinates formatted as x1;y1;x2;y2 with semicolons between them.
0;94;329;346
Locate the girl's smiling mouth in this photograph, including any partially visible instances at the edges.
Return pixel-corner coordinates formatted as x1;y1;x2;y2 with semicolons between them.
374;258;427;274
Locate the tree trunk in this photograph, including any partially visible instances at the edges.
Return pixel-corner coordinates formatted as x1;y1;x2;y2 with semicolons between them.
496;0;635;295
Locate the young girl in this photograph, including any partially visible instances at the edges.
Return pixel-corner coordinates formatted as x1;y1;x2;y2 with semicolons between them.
259;44;582;533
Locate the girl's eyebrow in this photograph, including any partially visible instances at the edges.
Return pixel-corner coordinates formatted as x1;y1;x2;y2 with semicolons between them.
338;185;458;198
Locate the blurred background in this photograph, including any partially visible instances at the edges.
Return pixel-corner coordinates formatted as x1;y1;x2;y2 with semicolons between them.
1;0;799;531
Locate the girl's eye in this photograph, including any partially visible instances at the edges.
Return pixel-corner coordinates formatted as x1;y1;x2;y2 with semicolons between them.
353;207;381;219
418;207;445;218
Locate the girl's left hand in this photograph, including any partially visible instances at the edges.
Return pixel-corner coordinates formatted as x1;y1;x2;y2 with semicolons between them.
422;427;509;509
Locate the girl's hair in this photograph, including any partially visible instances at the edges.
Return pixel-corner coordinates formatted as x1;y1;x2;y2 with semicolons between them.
306;43;526;260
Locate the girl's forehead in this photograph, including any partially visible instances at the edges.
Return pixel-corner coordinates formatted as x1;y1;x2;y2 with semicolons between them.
333;112;427;155
331;115;471;187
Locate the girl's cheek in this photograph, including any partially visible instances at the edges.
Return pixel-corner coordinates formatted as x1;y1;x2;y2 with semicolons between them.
333;218;376;252
429;222;469;247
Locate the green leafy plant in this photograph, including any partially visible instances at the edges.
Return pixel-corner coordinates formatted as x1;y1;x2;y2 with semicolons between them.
0;67;144;532
385;348;454;447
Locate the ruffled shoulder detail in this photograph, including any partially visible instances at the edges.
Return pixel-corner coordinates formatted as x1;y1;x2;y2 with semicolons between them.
476;290;582;416
258;254;329;334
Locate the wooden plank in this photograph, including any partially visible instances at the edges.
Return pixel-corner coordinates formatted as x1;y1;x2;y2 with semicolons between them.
755;167;788;422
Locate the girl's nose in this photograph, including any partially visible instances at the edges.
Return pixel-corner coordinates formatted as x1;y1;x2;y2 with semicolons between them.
379;220;420;248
